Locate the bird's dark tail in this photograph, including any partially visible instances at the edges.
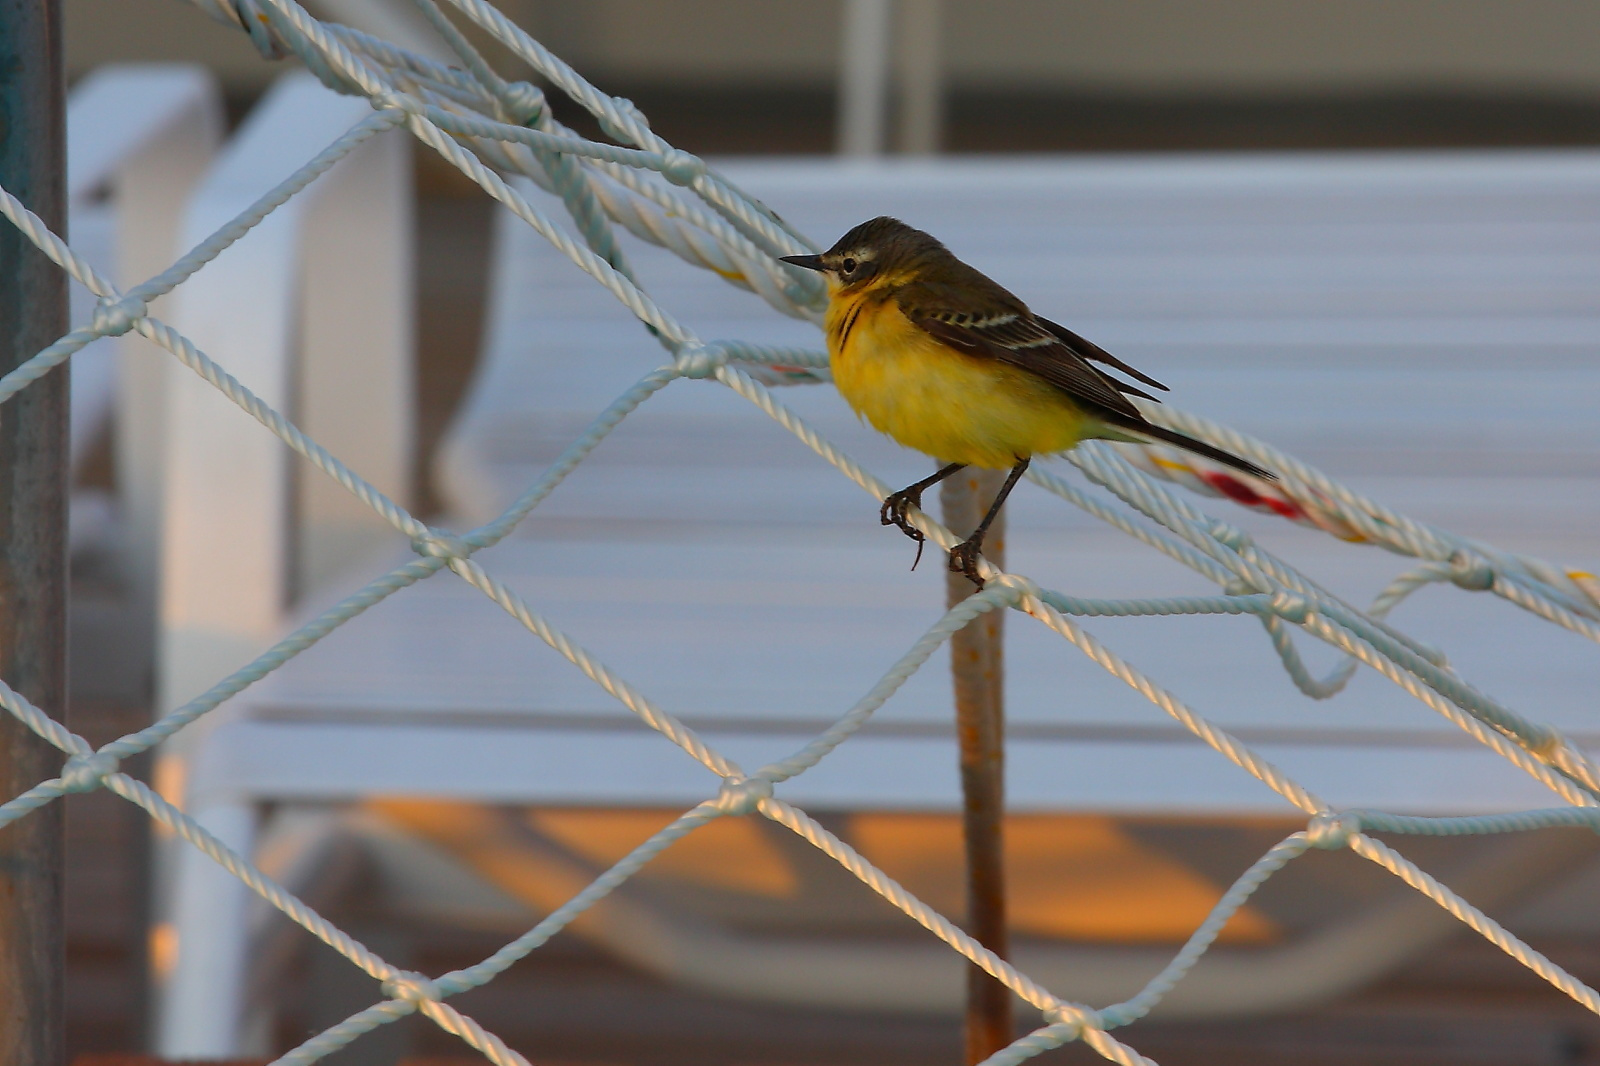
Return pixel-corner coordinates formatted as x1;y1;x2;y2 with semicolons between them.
1112;419;1276;481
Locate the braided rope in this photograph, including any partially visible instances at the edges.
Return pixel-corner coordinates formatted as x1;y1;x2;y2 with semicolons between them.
3;2;1595;1062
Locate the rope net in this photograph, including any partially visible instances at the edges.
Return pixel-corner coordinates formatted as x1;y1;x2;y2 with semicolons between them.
6;2;1600;1063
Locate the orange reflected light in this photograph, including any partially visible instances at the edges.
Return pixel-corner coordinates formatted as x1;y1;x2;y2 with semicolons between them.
527;808;799;898
850;813;1279;945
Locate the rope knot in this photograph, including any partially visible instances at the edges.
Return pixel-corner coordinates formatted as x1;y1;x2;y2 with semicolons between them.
674;343;727;379
1044;1001;1104;1034
410;528;468;561
599;97;652;142
613;96;651;128
1208;521;1251;550
90;295;147;337
989;572;1039;603
1448;550;1496;591
60;751;118;794
500;81;545;126
715;775;773;815
1305;810;1359;849
381;969;440;1005
658;149;706;186
369;90;419;116
1269;589;1312;624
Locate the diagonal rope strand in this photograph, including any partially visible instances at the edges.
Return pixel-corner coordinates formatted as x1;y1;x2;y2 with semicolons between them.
6;3;1598;1063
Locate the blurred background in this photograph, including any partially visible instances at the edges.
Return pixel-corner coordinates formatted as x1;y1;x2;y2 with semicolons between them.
68;0;1600;152
56;3;1600;1065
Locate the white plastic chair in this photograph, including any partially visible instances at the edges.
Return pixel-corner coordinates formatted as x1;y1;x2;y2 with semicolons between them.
149;71;414;1055
161;152;1600;1056
155;71;414;713
65;65;222;584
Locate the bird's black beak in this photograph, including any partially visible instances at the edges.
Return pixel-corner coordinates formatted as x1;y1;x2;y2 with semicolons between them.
779;254;827;272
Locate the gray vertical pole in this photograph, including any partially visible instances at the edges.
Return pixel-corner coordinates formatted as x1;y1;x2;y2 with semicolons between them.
895;0;944;155
0;0;70;1064
838;0;892;157
943;468;1011;1064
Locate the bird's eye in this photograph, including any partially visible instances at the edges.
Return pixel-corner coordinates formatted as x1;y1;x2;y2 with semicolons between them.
840;256;858;275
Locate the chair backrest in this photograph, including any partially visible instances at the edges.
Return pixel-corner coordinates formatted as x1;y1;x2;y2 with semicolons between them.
417;153;1600;804
65;65;222;577
158;72;413;715
445;153;1600;542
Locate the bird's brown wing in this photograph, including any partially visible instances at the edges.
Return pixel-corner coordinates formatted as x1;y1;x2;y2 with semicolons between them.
895;279;1278;480
894;280;1157;422
1035;316;1169;394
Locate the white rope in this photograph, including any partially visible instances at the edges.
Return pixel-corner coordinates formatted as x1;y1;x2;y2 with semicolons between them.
1;2;1594;1063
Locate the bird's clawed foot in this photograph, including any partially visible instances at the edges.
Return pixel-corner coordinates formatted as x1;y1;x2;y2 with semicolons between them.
880;488;929;568
948;539;986;589
880;487;926;540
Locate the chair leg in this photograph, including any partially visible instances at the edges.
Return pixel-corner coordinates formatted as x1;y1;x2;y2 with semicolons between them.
157;799;258;1058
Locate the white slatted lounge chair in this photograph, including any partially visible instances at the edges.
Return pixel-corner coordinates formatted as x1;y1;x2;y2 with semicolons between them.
160;151;1600;1056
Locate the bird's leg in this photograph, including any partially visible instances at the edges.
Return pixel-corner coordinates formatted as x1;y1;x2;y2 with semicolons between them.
949;458;1030;588
882;462;966;568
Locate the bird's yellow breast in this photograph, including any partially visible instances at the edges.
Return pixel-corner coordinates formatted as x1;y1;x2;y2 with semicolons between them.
826;290;1093;469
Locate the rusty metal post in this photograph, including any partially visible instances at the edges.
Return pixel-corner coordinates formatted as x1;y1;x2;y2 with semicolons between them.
942;467;1011;1064
0;0;70;1063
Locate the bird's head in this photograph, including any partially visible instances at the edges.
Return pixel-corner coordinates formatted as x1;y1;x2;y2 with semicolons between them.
780;216;948;294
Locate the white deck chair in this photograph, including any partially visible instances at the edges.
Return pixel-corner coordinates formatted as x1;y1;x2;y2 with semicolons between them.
161;152;1600;1056
65;65;221;579
149;72;413;1056
156;71;414;715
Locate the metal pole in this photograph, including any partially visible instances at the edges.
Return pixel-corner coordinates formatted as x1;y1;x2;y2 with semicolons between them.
942;468;1011;1064
895;0;944;155
0;0;70;1063
838;0;892;157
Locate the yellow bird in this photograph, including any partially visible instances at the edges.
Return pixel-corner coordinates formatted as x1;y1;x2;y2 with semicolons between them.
782;216;1273;586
